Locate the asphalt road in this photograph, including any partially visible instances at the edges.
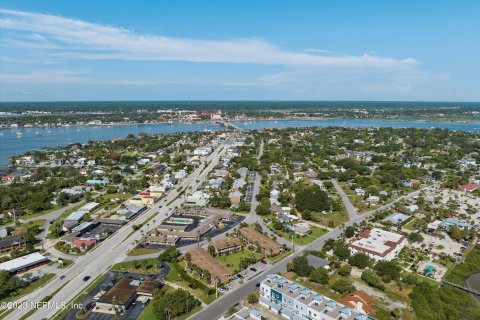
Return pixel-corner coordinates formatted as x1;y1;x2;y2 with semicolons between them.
331;179;358;220
5;135;236;320
191;188;423;320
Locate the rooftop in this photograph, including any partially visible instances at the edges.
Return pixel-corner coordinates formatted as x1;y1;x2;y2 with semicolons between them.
350;228;405;257
0;252;49;273
239;227;282;250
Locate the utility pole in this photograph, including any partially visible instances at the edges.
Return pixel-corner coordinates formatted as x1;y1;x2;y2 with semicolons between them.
291;234;294;252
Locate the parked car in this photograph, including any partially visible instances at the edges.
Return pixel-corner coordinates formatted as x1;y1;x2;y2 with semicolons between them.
250;267;257;272
83;276;91;282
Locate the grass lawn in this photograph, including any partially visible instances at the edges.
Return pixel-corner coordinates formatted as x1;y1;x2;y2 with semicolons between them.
216;249;263;273
310;210;349;228
21;219;46;229
166;262;218;304
403;218;419;231
111;258;161;274
138;301;155;320
127;247;159;256
57;258;74;269
268;249;292;264
102;192;133;200
4;274;55;302
269;223;328;245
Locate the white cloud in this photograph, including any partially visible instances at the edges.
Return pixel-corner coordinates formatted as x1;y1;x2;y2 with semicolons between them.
0;8;417;69
0;69;92;84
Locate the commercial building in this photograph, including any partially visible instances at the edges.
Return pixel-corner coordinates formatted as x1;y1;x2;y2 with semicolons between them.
187;247;231;285
239;227;283;256
260;274;374;320
64;211;87;223
194;146;213;156
212;237;242;255
71;239;96;251
97;278;137;312
185;191;210;207
117;204;147;220
135;280;161;298
72;222;96;235
0;252;49;274
0;237;26;254
78;202;100;212
349;228;406;261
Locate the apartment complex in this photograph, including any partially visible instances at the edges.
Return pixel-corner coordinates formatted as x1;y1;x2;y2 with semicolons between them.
187;247;231;285
260;274;374;320
349;228;406;261
239;227;283;255
212;237;242;255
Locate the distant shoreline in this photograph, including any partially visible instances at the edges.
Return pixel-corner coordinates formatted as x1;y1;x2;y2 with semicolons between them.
1;117;480;130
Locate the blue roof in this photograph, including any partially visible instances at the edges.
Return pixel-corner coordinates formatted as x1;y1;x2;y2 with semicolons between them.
382;213;410;225
313;294;324;301
277;278;288;286
266;274;277;280
326;300;336;308
86;179;107;185
340;307;352;315
300;288;310;296
288;283;300;291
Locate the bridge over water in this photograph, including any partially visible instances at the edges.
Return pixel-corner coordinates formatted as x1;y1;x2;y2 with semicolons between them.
215;121;243;131
441;279;480;296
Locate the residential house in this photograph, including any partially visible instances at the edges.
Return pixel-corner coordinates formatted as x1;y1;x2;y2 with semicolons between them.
0;237;26;254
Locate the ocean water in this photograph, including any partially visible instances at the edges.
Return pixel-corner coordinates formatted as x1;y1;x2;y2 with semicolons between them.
0;119;478;167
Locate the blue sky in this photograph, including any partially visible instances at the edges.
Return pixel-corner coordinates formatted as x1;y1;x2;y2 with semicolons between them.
0;1;479;101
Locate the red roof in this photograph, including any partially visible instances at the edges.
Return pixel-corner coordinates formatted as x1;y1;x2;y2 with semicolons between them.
338;290;373;314
459;183;480;192
71;239;96;248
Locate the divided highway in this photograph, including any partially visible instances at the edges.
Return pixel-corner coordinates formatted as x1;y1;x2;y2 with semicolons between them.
5;136;234;320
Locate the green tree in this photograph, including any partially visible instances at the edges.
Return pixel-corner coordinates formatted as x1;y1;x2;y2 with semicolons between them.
290;256;314;277
331;278;355;294
338;264;352;276
309;267;329;285
348;253;372;269
247;292;259;304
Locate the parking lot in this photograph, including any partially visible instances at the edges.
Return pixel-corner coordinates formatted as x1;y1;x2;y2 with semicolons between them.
411;231;463;257
83;312;114;320
219;260;272;294
63;267;168;320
